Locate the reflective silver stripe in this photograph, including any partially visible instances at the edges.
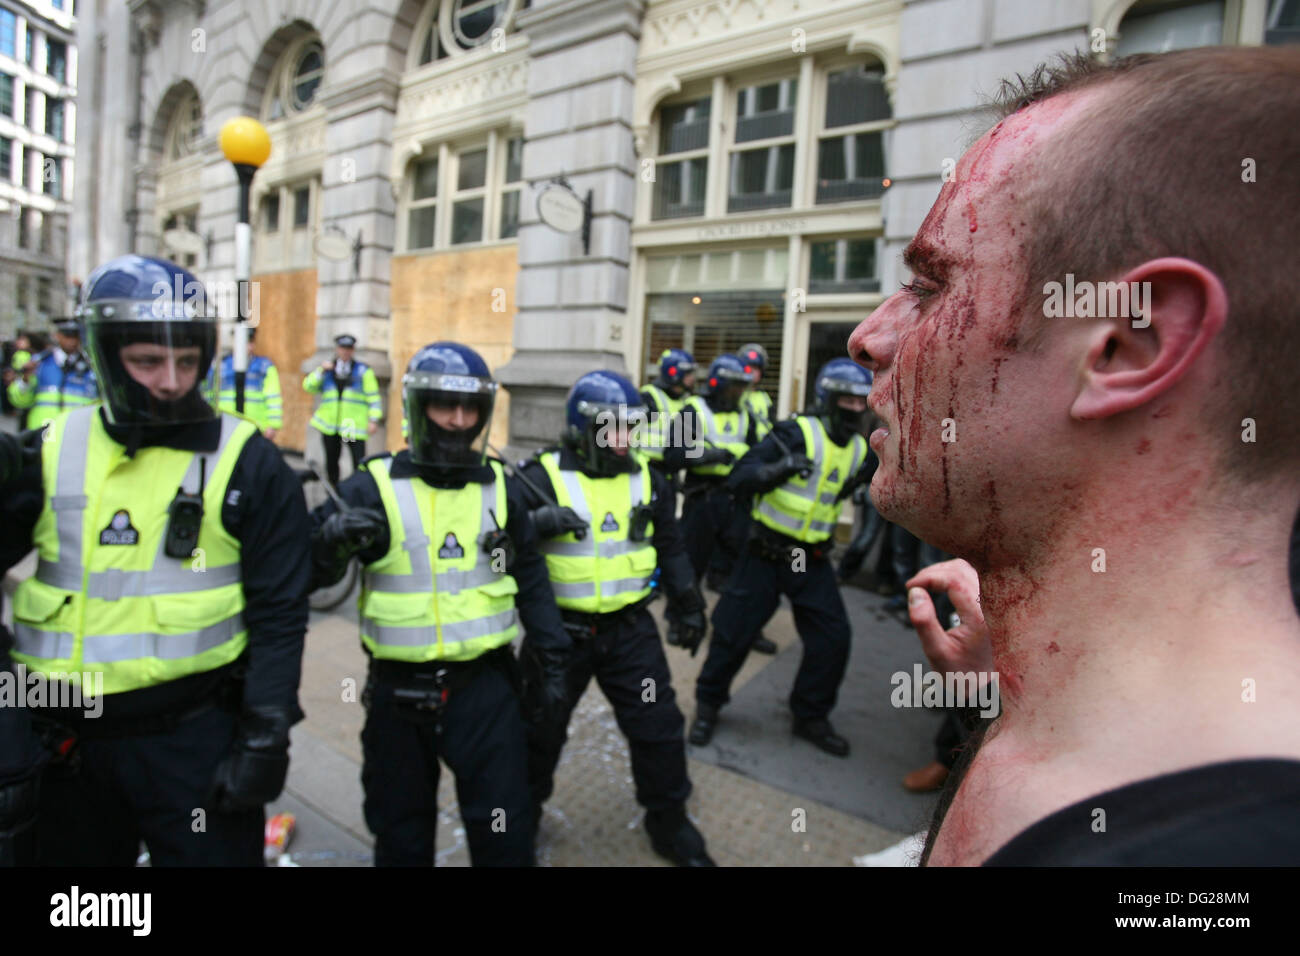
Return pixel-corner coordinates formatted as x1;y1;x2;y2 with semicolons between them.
602;576;653;596
819;492;839;505
37;559;241;598
693;400;716;445
361;607;518;647
42;411;247;597
363;460;503;595
541;538;643;559
757;501;802;531
54;407;95;569
779;420;823;502
14;614;244;663
808;519;835;535
556;469;590;523
552;581;597;599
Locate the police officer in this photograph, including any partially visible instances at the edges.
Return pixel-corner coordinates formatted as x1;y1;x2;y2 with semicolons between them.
662;354;776;654
310;342;571;867
6;318;99;430
688;359;873;757
0;254;310;865
518;371;714;866
211;326;283;440
639;347;696;491
304;333;383;486
0;429;44;866
738;342;774;440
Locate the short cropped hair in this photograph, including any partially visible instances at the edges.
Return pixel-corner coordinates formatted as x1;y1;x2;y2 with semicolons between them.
991;48;1299;482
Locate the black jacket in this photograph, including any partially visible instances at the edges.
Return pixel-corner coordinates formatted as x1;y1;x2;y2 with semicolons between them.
517;446;698;604
0;409;310;722
311;450;570;652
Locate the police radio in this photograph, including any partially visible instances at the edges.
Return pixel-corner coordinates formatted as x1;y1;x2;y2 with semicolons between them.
628;503;654;542
481;509;515;572
165;457;206;559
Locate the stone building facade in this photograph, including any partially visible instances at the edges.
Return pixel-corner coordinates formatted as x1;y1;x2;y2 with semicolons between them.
70;0;1294;456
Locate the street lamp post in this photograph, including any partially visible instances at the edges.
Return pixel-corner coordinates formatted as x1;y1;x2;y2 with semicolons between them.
218;117;271;415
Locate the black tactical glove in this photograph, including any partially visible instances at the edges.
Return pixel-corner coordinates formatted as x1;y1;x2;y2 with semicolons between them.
668;586;708;657
692;447;735;468
756;453;814;486
837;532;872;583
519;640;571;728
208;707;295;813
0;429;41;487
530;505;588;539
0;767;41;867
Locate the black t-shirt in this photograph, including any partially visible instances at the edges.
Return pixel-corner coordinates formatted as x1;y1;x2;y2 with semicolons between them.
984;759;1300;865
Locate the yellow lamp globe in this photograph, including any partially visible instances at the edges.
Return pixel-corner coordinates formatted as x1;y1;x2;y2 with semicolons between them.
219;117;272;167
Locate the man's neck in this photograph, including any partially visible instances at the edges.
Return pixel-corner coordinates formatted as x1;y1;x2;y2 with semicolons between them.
930;479;1300;865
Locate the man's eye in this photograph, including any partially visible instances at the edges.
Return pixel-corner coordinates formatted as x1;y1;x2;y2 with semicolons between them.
900;280;937;299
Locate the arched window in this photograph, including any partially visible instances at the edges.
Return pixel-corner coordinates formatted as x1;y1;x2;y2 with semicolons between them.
264;35;325;120
164;90;202;160
411;0;523;66
1115;0;1225;56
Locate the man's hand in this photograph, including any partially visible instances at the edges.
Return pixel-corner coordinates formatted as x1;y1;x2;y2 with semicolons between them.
263;428;279;441
519;641;571;727
207;707;294;813
905;559;993;677
367;421;378;436
837;530;871;582
530;505;588;539
0;429;42;487
693;447;734;467
323;361;335;373
318;507;385;555
669;587;708;656
756;453;814;486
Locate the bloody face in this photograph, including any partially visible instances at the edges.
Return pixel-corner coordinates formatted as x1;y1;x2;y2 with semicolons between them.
846;91;1102;563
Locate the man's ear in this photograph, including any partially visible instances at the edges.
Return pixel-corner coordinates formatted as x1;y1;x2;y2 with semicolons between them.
1070;258;1227;421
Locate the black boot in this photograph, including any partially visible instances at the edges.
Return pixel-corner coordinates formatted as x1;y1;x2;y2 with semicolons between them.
688;703;719;746
793;718;850;757
749;632;777;655
645;806;716;866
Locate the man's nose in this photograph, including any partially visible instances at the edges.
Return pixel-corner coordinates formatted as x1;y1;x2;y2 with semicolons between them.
847;297;903;373
451;406;467;427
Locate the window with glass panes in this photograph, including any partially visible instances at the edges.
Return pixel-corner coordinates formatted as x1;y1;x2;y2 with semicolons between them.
0;73;12;117
46;39;66;84
0;136;10;181
24;86;36;130
15;274;28;316
728;77;797;212
292;44;324;111
1266;0;1300;42
653;98;710;220
45;98;63;141
499;136;523;239
0;10;14;59
809;238;878;293
45;156;61;199
407;156;438;250
263;193;280;232
293;185;311;229
24;23;32;64
816;65;889;204
451;145;488;244
403;131;521;250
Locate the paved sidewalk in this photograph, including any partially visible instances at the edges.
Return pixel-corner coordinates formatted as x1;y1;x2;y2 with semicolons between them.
272;584;938;867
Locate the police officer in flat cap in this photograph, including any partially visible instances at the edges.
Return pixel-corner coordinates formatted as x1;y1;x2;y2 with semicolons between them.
304;334;383;487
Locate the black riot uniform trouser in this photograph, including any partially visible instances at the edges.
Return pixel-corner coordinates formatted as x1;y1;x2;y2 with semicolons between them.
361;650;534;867
36;703;263;866
697;541;852;723
320;431;365;488
526;606;691;813
681;481;744;583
